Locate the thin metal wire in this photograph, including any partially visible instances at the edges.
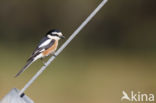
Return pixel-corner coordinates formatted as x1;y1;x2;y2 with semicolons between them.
19;0;108;96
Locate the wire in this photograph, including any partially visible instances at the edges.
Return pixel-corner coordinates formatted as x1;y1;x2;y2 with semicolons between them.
19;0;108;96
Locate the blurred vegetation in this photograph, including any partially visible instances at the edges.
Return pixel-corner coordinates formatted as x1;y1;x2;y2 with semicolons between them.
0;0;156;103
0;0;156;50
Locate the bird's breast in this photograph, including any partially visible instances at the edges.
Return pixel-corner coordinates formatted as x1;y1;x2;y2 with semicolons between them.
42;40;58;56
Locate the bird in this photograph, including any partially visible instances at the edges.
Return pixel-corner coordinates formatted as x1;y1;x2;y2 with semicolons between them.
15;29;65;77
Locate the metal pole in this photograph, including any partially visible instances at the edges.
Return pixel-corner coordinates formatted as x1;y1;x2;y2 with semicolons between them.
19;0;108;96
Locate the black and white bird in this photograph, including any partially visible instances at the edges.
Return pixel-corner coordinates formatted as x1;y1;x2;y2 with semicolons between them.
15;29;65;77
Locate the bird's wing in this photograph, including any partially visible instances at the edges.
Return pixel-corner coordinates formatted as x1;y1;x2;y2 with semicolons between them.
32;37;52;55
15;39;56;77
43;39;56;50
38;37;51;48
28;39;56;61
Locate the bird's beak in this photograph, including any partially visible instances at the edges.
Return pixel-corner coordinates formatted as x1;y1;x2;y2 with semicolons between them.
60;35;65;39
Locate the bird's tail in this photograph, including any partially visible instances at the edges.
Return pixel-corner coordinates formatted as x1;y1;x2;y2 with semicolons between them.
15;58;34;77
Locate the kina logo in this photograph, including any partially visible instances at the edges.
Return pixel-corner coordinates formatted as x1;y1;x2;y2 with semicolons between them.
121;90;154;102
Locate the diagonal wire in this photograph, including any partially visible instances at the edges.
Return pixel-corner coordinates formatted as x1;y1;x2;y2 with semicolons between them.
19;0;108;96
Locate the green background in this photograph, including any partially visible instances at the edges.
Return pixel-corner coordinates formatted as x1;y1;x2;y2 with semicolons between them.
0;0;156;103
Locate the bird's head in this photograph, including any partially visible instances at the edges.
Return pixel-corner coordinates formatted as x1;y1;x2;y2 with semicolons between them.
46;29;65;40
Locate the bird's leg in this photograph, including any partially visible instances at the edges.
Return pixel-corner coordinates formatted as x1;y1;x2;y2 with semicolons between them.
41;58;46;66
